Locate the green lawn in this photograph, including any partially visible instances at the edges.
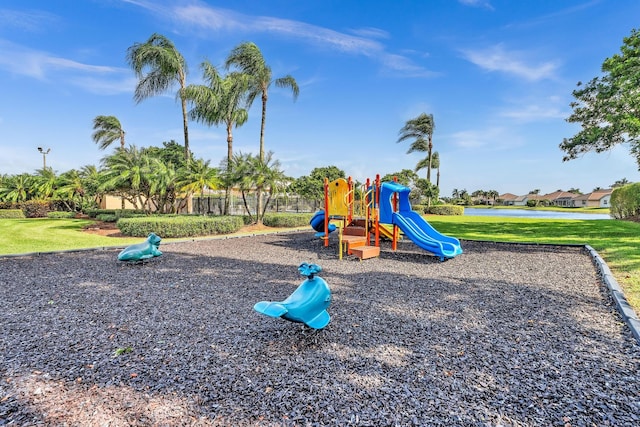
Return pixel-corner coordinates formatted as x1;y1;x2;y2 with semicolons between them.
467;205;610;214
1;216;639;312
0;218;142;254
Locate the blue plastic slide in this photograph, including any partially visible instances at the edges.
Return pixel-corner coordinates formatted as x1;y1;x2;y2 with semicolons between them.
379;181;462;260
309;210;336;237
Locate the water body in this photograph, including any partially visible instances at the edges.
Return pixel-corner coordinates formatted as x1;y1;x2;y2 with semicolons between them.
464;207;611;220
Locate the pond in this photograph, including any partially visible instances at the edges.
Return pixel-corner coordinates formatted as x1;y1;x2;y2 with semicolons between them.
464;207;611;220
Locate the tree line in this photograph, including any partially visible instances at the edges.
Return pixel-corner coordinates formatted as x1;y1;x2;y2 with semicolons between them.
7;25;638;218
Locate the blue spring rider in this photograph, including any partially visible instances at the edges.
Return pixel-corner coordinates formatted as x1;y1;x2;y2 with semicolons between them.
253;263;332;329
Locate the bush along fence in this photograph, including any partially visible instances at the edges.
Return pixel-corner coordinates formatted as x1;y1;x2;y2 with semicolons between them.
610;183;640;220
192;195;321;216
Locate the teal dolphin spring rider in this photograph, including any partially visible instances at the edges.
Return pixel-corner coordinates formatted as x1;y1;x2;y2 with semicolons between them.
117;233;163;262
254;263;332;329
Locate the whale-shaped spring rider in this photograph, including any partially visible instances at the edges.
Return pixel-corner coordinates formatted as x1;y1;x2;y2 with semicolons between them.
254;263;331;329
117;232;163;262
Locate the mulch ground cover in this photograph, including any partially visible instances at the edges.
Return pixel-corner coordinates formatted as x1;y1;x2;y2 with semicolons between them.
1;231;639;426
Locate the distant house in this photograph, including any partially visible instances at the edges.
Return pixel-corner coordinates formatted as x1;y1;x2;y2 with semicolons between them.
505;189;613;209
513;194;529;206
513;193;549;206
499;193;518;205
543;191;579;207
574;189;613;208
98;194;193;213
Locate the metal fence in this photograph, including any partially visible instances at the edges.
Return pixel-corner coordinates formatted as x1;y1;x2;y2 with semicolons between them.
192;194;320;215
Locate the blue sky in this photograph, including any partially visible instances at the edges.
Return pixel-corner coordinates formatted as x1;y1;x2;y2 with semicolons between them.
0;0;638;197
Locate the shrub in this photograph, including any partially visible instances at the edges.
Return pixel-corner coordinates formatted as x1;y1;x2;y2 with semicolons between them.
86;209;145;219
0;209;26;219
117;215;244;238
413;204;427;213
262;213;315;228
424;205;464;215
611;184;640;219
22;200;52;218
96;214;119;222
46;211;76;219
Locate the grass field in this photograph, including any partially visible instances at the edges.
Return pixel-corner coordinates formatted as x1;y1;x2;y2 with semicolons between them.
1;215;639;311
0;218;142;254
466;205;611;214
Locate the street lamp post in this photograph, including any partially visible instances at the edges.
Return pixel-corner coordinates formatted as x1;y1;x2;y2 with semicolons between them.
37;147;51;169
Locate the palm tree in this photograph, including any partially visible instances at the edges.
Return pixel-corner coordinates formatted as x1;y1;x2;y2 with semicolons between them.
224;42;299;162
415;150;441;186
612;178;630;188
226;151;284;224
224;42;299;221
126;33;191;160
148;157;178;213
431;151;441;187
397;113;435;182
1;174;32;202
487;189;499;205
100;145;153;211
177;158;220;214
56;169;85;211
227;152;258;222
184;61;249;214
252;151;288;219
33;168;57;199
80;165;104;209
92;115;126;151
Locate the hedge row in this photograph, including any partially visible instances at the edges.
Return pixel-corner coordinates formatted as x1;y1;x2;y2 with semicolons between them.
0;209;26;219
262;213;314;228
424;204;464;215
47;211;76;219
117;215;244;238
610;183;640;219
0;200;54;218
86;209;146;219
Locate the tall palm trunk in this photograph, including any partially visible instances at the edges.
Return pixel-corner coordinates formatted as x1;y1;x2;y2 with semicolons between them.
224;123;234;215
256;92;268;224
180;89;190;160
427;136;433;183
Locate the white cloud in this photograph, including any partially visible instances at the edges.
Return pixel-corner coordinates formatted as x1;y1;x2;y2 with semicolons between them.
498;95;569;122
0;39;122;79
500;104;567;122
348;27;390;40
461;44;559;81
128;0;432;76
446;127;524;150
0;39;132;94
458;0;494;10
0;8;60;32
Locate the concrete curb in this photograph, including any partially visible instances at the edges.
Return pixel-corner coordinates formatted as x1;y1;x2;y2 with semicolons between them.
585;245;640;344
0;227;309;259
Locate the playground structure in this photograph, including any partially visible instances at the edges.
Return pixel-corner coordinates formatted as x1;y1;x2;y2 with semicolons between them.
313;176;463;261
253;263;332;329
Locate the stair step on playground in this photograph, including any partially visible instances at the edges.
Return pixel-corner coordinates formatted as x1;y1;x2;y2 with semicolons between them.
351;219;368;228
351;245;380;260
343;226;367;236
341;235;367;255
